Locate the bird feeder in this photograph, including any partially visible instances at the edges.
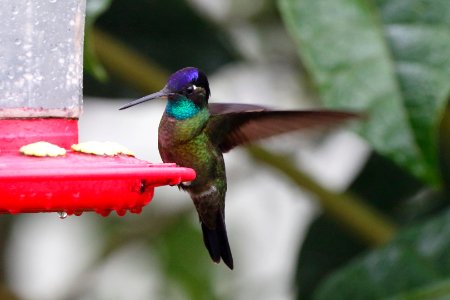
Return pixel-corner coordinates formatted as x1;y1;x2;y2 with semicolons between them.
0;0;195;217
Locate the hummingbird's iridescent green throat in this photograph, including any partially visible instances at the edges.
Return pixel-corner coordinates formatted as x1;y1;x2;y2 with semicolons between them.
120;67;359;270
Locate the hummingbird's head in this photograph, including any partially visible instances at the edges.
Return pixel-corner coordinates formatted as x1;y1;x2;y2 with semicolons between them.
167;67;210;103
119;67;210;110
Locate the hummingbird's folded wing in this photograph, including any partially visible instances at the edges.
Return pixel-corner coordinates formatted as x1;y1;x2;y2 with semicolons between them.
207;103;360;153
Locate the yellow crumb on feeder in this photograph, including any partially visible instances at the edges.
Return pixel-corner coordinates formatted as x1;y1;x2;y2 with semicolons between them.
71;141;135;156
20;141;67;157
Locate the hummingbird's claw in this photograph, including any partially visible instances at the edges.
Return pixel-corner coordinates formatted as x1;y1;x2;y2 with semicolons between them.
180;181;192;188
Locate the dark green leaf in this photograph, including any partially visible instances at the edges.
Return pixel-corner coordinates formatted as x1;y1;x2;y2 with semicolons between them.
313;207;450;300
278;0;450;186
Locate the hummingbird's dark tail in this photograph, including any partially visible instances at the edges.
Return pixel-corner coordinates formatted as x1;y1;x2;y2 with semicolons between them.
201;212;234;269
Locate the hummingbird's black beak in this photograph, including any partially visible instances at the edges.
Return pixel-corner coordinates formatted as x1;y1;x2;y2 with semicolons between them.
119;88;171;110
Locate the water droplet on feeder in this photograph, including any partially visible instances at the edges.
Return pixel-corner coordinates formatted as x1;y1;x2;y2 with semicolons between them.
57;211;68;219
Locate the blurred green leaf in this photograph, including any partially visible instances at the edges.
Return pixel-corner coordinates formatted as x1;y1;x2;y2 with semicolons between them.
95;0;236;73
279;0;450;186
295;215;367;300
388;278;450;300
154;215;219;300
295;152;425;300
84;0;237;98
84;0;112;81
313;207;450;300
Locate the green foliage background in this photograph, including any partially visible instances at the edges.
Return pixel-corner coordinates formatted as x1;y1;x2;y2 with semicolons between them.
71;0;450;298
2;0;450;299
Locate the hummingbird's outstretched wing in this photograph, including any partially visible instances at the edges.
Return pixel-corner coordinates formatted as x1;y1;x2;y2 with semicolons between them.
207;103;360;153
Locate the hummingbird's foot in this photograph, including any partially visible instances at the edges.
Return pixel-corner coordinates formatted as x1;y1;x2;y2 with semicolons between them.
180;181;192;188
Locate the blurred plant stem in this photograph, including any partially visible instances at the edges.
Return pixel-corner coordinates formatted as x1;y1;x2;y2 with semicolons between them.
90;28;169;92
439;97;450;193
248;145;397;246
0;285;20;300
89;26;397;246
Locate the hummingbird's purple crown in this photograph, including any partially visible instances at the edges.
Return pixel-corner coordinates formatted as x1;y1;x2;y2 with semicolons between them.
167;67;210;98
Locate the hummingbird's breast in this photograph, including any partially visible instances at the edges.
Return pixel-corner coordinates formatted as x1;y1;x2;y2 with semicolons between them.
158;110;226;189
158;109;209;147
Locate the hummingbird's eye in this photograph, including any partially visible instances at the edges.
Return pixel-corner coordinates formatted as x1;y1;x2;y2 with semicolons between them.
185;85;196;95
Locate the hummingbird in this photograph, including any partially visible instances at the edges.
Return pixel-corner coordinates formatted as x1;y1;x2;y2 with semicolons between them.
120;67;358;269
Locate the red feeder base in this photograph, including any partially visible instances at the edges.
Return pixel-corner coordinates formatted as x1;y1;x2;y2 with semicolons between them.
0;118;196;216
